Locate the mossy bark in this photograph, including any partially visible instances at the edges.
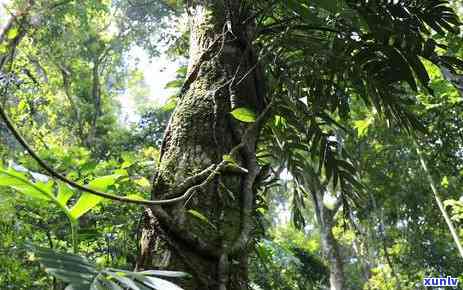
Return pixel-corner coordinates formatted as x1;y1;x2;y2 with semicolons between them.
138;1;264;289
313;190;345;290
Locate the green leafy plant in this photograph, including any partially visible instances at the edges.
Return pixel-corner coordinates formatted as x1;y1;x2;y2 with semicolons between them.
32;246;188;290
0;163;123;252
230;107;257;123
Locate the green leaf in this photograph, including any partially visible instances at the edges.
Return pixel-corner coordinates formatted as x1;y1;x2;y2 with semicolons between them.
0;167;54;200
134;177;151;189
11;184;52;200
406;54;430;88
140;277;183;290
34;247;186;290
69;193;104;219
383;46;417;91
139;270;191;278
187;209;217;230
57;183;75;207
35;246;97;287
164;79;183;89
0;174;26;186
98;279;124;290
7;27;19;39
121;152;136;168
88;174;122;191
69;174;121;219
230;107;256;123
162;97;177;112
353;117;372;137
106;273;140;290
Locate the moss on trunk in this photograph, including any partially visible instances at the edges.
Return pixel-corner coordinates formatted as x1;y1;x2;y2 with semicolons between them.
138;1;265;289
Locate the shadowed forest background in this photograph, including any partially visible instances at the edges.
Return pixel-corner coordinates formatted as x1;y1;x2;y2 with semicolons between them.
1;0;463;289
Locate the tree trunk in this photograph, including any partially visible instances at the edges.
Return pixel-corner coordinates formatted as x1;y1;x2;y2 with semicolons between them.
312;190;345;290
138;1;264;289
86;59;102;147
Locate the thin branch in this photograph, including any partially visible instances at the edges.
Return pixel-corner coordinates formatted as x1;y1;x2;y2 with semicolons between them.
0;103;236;206
414;139;463;259
228;100;274;254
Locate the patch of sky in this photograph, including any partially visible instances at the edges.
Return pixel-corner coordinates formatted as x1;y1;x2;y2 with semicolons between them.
117;13;188;124
118;45;186;124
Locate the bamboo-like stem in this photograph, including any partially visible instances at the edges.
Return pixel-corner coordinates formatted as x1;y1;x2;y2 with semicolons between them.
70;220;78;254
414;140;463;259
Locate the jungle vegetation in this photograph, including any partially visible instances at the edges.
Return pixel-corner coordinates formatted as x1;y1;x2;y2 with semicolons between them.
1;0;463;289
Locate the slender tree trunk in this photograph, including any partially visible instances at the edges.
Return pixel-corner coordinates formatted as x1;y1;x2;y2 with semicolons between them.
86;59;101;147
349;212;372;287
312;190;345;290
138;1;265;289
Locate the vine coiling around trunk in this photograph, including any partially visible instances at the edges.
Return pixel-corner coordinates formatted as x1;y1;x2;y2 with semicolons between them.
137;1;266;289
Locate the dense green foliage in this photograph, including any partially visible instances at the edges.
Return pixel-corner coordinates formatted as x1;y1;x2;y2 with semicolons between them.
1;0;463;289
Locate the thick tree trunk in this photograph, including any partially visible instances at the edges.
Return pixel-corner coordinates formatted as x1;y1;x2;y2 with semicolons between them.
138;1;264;289
313;190;345;290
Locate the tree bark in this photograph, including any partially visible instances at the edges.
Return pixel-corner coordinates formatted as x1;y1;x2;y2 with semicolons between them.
138;1;264;289
312;190;345;290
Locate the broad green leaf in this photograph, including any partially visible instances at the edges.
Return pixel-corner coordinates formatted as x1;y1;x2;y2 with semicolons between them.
162;98;177;111
164;79;183;89
106;273;140;290
35;247;97;287
0;174;25;186
0;166;54;200
69;193;104;219
176;65;187;75
187;210;216;230
98;279;124;290
57;183;75;207
88;174;122;191
353;117;372;137
0;166;28;181
69;175;121;219
134;177;151;189
141;277;183;290
36;181;54;195
230;107;256;123
121;152;136;168
139;270;190;278
7;27;19;39
11;184;52;200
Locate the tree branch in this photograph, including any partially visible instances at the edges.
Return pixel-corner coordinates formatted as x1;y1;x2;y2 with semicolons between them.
0;104;238;206
228;100;274;254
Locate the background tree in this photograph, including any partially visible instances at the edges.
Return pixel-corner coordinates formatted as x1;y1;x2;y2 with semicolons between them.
0;0;462;290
